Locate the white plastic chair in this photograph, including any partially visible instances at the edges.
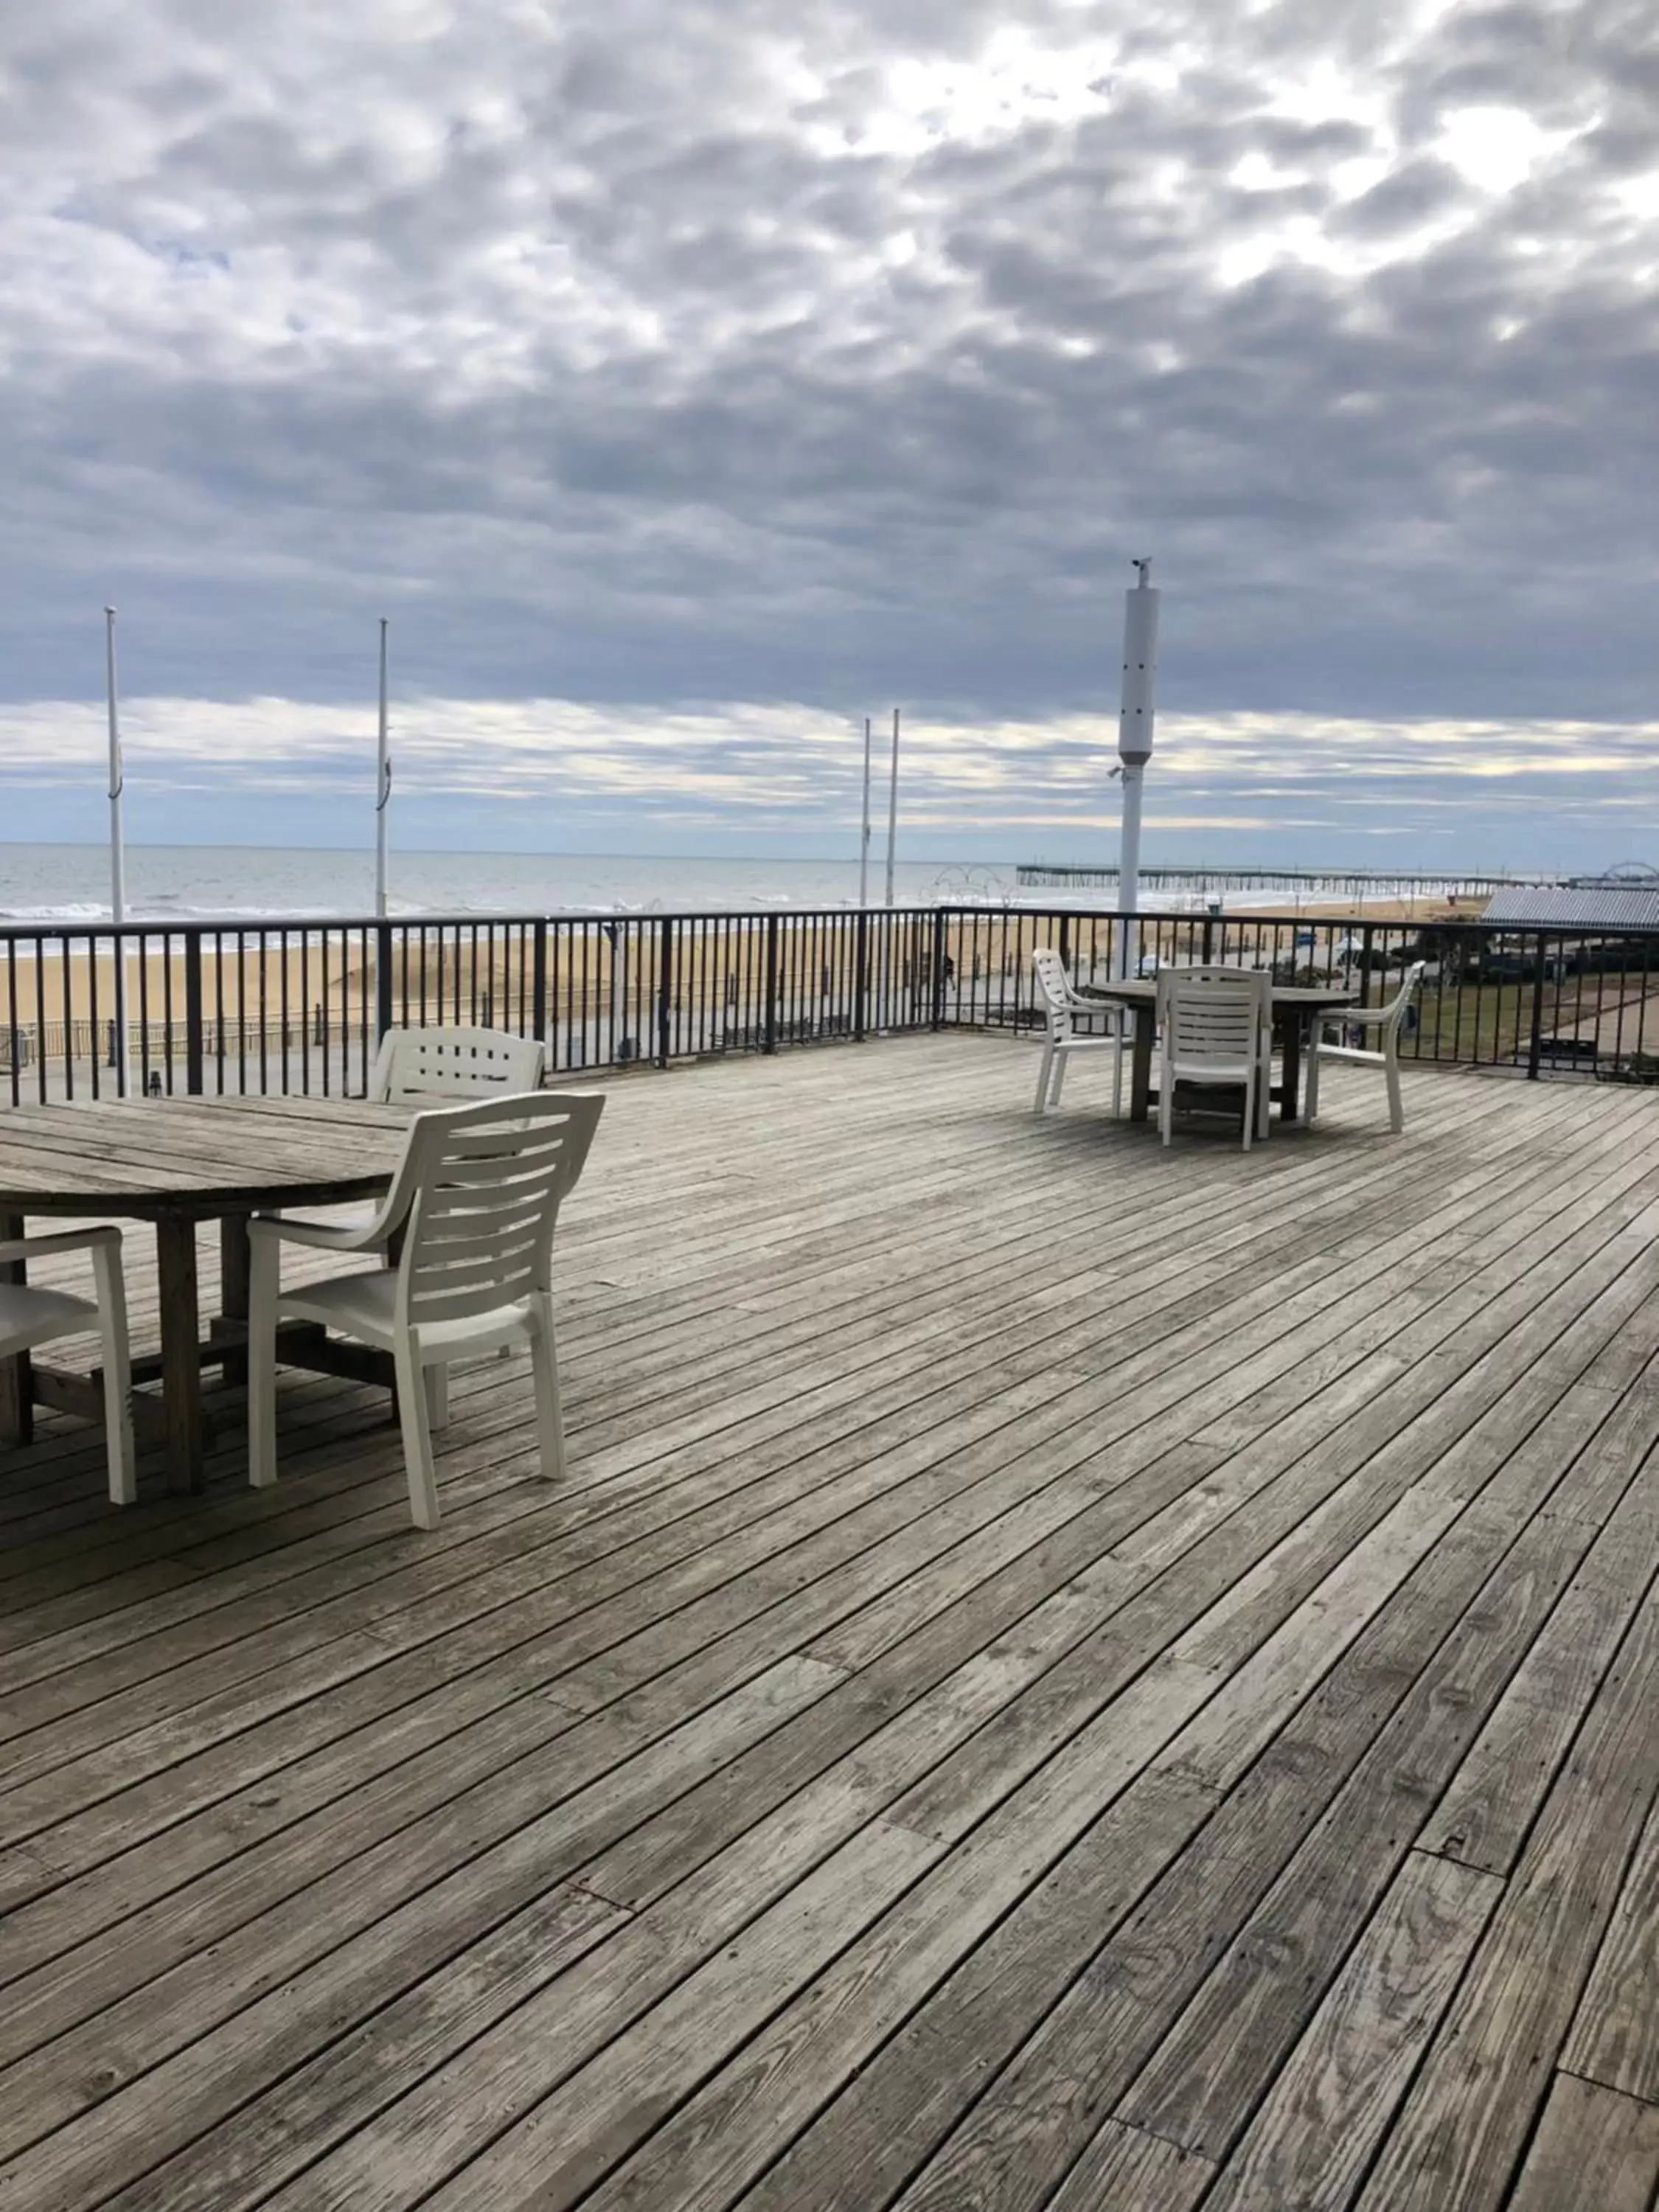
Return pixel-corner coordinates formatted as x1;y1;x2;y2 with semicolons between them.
1305;961;1427;1135
1032;947;1124;1116
367;1026;548;1104
288;1026;550;1250
1155;966;1273;1151
248;1090;604;1529
0;1227;134;1505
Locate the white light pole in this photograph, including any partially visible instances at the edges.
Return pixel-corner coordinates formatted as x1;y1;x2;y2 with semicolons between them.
375;618;392;917
858;716;874;907
104;607;130;1094
884;707;901;908
1116;558;1161;976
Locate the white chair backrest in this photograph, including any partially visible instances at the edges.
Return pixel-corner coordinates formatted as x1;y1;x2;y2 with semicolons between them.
1156;965;1269;1064
390;1091;604;1332
1032;947;1082;1033
1379;961;1427;1037
369;1026;546;1104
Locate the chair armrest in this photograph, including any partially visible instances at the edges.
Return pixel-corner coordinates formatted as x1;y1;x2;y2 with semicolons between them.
0;1224;122;1265
248;1211;392;1254
1330;1003;1394;1030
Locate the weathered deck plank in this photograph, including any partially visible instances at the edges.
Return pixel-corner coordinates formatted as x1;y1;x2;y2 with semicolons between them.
1505;2073;1659;2212
0;1033;1656;2211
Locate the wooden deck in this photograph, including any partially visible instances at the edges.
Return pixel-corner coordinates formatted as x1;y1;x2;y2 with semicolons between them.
3;1032;1659;2211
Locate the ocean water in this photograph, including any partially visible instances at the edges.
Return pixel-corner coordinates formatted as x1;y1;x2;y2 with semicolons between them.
0;845;1020;924
0;844;1459;928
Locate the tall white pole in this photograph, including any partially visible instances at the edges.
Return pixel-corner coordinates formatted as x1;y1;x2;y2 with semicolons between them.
1116;558;1161;978
104;607;130;1094
375;618;391;917
884;707;900;908
858;717;873;906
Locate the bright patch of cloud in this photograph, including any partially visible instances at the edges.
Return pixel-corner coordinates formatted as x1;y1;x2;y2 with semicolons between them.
1436;105;1573;195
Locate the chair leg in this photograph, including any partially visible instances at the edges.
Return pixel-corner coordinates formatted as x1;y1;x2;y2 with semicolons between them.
425;1363;451;1429
1049;1053;1068;1107
1159;1054;1173;1144
1111;1018;1124;1118
248;1234;281;1489
1242;1062;1253;1152
394;1337;442;1530
91;1241;135;1506
1305;1039;1321;1123
529;1295;566;1483
1034;1043;1054;1114
1385;1052;1405;1134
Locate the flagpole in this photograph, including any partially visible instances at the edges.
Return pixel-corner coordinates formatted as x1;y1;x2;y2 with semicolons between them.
375;619;391;917
858;717;873;906
104;607;129;1095
884;706;900;908
1115;558;1161;978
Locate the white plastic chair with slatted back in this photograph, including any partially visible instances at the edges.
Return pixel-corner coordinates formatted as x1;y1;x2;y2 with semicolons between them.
290;1026;548;1234
1155;965;1273;1151
0;1227;135;1505
286;1024;551;1409
1304;961;1426;1134
248;1091;604;1528
369;1026;548;1105
1031;947;1124;1116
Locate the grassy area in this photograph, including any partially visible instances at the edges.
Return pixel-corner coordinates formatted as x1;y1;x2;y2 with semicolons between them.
1405;981;1532;1068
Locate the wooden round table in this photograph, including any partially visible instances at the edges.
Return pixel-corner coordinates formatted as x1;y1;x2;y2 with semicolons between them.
0;1094;412;1492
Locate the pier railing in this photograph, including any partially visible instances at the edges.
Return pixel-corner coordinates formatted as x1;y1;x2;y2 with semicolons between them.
4;905;1659;1104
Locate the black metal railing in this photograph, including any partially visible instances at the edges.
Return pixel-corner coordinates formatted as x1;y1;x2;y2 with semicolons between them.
4;905;1659;1105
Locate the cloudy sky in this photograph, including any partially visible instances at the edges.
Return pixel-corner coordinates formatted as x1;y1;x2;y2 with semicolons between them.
1;0;1655;869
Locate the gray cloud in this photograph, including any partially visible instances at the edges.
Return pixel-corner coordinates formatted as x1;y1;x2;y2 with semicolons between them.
1;0;1656;863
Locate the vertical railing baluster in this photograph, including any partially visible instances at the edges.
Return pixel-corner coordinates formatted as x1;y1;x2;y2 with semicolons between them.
6;939;18;1106
88;927;103;1100
656;917;674;1068
321;931;333;1094
258;928;270;1093
209;928;224;1093
32;934;45;1105
375;919;394;1050
184;932;204;1095
1635;931;1649;1076
532;924;548;1055
57;931;72;1100
1526;933;1546;1079
774;911;787;1057
161;931;177;1093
